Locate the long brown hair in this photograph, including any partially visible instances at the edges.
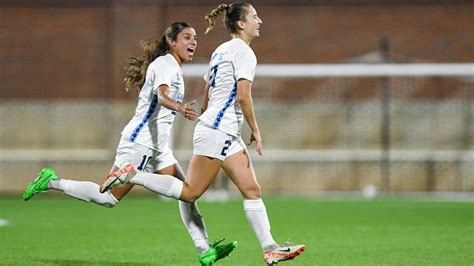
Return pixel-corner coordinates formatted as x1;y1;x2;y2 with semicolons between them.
204;2;251;34
123;22;191;93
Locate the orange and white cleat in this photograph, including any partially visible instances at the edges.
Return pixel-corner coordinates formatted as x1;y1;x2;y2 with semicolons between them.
263;241;305;265
99;163;137;193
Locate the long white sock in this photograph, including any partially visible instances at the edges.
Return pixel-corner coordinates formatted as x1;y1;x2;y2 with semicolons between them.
129;172;183;199
244;198;277;251
179;201;210;253
48;179;118;208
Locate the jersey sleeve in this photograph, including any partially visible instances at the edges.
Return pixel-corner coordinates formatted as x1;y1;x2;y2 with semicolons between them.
233;47;257;82
152;61;175;94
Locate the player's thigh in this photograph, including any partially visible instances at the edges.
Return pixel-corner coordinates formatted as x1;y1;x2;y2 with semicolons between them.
222;148;261;199
184;155;222;198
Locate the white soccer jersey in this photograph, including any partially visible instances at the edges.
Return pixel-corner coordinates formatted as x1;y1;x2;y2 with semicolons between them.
199;38;257;137
121;54;184;151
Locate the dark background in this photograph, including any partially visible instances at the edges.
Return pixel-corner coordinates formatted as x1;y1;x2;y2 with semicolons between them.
2;0;473;99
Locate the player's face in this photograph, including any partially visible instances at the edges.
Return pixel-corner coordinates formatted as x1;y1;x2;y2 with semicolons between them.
171;27;197;64
241;6;262;39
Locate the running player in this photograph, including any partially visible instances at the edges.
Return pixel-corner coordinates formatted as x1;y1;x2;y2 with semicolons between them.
22;22;236;266
100;3;305;264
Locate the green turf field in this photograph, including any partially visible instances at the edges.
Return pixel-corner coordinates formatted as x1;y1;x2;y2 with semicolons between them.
0;196;473;265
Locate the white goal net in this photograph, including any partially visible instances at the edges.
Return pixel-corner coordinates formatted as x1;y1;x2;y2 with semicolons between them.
0;63;472;196
181;63;474;195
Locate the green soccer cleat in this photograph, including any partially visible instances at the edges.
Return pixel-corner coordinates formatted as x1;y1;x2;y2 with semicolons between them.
199;239;238;266
22;167;58;201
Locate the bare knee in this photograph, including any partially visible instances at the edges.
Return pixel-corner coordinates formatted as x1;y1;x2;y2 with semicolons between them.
180;194;199;203
179;185;204;203
241;184;261;199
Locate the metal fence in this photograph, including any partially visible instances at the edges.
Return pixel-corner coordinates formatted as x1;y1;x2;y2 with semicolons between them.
1;64;473;196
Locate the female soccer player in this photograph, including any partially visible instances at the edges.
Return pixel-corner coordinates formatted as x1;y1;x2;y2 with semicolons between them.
22;22;236;266
101;3;305;264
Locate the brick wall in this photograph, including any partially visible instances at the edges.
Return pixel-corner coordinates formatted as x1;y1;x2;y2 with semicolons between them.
1;1;473;99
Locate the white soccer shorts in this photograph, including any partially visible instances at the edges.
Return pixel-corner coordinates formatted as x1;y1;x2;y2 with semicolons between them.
114;136;178;173
193;121;244;161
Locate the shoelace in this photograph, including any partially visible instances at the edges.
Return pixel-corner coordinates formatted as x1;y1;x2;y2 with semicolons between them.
210;238;225;247
280;238;293;248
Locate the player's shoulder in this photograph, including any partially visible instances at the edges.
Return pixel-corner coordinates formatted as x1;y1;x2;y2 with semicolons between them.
148;54;180;76
220;38;255;57
150;54;177;70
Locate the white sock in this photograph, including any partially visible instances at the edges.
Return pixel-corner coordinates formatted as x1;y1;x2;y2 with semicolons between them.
179;201;210;253
48;179;118;208
129;172;183;199
244;198;277;251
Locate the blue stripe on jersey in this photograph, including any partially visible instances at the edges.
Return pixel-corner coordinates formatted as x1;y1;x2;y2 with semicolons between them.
129;95;158;142
212;83;237;129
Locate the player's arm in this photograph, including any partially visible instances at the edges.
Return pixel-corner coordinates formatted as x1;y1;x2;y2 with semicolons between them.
201;83;210;114
157;84;198;121
237;78;263;156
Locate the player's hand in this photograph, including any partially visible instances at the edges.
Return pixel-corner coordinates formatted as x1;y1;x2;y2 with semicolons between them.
181;100;198;121
248;131;263;156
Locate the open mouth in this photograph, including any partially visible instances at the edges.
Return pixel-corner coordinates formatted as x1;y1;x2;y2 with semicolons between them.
187;48;195;53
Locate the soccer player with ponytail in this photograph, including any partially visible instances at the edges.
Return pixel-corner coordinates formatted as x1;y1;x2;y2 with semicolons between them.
23;22;236;265
101;3;305;264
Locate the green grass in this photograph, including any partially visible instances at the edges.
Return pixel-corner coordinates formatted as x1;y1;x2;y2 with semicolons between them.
0;195;473;265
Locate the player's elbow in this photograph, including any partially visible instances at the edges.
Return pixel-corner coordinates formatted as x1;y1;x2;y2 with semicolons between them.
238;95;252;106
157;95;166;105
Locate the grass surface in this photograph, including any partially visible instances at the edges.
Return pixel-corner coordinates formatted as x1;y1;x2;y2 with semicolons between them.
0;195;473;265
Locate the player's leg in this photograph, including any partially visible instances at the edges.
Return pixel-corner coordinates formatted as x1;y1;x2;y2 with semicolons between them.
222;141;305;264
23;165;119;207
24;137;144;207
181;155;222;202
222;146;277;250
32;136;145;206
152;155;211;254
181;157;236;265
156;162;236;265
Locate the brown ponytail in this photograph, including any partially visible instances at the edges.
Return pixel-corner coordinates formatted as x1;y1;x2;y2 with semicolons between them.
123;22;190;93
204;4;229;34
204;2;251;35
